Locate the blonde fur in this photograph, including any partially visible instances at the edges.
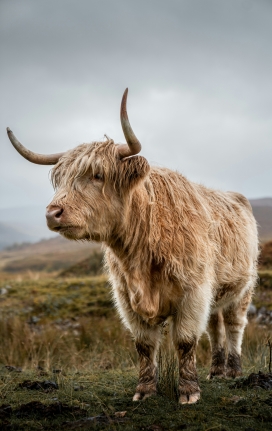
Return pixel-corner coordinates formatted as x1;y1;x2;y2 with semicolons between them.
48;139;258;403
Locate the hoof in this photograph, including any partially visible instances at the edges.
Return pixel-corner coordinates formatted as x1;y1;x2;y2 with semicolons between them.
207;372;225;380
226;369;243;379
132;391;156;401
179;391;200;405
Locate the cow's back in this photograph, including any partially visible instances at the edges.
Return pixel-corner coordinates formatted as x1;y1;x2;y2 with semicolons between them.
146;168;258;290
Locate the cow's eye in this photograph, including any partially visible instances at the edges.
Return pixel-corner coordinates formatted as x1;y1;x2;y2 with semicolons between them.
94;173;103;181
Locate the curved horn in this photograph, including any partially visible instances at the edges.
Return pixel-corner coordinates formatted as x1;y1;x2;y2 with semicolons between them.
6;127;65;165
118;88;142;158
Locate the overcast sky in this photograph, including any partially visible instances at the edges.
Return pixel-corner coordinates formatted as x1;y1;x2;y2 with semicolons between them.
1;0;272;210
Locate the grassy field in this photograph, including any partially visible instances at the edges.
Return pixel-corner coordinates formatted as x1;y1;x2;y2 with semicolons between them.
0;273;271;430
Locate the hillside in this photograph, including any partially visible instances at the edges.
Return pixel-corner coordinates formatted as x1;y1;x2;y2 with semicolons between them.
0;236;100;273
59;251;104;277
249;198;272;241
0;222;34;250
249;197;272;207
259;240;272;269
0;205;55;249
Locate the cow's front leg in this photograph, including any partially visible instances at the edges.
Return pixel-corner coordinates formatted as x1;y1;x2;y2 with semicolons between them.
133;326;161;401
175;337;200;404
172;285;212;404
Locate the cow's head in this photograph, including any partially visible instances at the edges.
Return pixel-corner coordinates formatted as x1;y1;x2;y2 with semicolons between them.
7;89;150;242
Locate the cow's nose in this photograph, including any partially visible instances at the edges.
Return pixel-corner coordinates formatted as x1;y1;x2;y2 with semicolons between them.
46;205;64;229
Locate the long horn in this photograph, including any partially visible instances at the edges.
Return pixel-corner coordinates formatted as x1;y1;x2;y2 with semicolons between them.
6;127;65;165
118;88;142;158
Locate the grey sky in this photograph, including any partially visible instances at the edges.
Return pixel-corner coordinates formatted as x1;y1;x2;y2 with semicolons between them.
1;0;272;210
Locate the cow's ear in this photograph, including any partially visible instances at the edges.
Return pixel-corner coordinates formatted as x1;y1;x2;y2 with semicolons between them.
119;155;150;189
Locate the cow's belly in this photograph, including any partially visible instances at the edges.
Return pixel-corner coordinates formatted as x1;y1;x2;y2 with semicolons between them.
212;278;254;311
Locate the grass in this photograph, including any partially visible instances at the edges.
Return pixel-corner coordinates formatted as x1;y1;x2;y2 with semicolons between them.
0;273;271;429
0;367;272;430
0;275;113;321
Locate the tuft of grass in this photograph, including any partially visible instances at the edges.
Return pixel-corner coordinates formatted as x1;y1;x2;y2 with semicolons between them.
158;348;179;401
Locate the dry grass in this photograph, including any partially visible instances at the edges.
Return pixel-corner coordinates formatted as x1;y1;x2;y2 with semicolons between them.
0;273;271;373
0;316;135;372
0;316;271;430
0;273;271;430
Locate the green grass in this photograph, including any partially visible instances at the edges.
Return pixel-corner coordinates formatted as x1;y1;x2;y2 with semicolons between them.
0;367;272;430
0;275;113;321
0;273;271;430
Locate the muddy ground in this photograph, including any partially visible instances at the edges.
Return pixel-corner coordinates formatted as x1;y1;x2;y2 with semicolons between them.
0;368;271;430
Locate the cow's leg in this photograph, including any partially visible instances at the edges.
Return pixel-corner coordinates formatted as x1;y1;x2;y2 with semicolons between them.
133;324;161;401
107;269;161;401
175;336;200;405
172;285;212;404
207;310;226;378
223;287;253;378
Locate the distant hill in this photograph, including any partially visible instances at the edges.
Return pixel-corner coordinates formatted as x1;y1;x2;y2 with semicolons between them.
0;222;34;250
259;240;272;269
0;205;55;249
249;198;272;242
249;197;272;207
59;251;104;277
0;236;100;273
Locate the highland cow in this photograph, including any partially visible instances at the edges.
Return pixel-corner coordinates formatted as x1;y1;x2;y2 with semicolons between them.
7;89;258;404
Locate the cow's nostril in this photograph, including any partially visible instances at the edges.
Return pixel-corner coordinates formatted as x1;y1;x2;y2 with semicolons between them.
55;208;63;219
46;206;64;229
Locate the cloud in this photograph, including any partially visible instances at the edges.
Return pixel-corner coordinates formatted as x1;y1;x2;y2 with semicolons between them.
1;0;272;209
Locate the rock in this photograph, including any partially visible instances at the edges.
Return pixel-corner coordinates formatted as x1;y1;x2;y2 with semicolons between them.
28;316;40;324
5;365;22;372
258;306;267;315
232;371;272;390
0;288;8;295
247;303;257;317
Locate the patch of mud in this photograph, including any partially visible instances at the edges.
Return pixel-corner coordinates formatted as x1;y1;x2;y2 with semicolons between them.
4;365;22;372
232;371;272;390
2;401;86;418
0;404;12;419
18;380;58;391
63;413;129;429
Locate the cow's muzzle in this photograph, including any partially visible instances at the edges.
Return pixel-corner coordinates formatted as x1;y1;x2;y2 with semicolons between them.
46;205;64;230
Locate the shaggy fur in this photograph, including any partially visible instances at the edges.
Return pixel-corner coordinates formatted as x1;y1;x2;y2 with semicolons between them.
48;138;258;404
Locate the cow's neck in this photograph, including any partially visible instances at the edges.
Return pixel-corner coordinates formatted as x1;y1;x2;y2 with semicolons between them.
107;184;151;263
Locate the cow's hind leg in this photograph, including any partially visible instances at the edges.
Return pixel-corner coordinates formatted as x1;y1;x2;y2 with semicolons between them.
207;310;226;378
133;324;162;401
223;287;253;378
